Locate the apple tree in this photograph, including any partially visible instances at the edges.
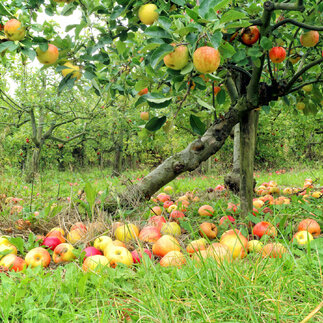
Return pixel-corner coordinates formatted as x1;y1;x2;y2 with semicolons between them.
0;0;322;214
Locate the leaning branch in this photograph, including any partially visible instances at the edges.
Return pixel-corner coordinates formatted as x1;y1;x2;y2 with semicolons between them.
287;79;323;94
272;19;323;32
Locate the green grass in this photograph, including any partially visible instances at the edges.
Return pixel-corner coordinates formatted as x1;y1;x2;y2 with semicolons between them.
0;166;322;322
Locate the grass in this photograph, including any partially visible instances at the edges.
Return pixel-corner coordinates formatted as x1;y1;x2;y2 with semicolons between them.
0;165;322;322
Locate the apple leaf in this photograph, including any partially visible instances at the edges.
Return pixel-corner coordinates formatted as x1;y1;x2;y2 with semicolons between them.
145;116;167;131
216;89;226;104
0;41;19;53
185;8;199;21
180;62;194;75
219;41;236;59
197;98;213;110
220;10;247;24
145;26;172;39
150;43;174;69
190;114;206;136
21;48;37;61
8;237;25;254
260;37;273;50
209;31;222;49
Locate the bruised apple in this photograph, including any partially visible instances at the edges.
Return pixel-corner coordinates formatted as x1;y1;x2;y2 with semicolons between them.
0;254;26;272
152;235;180;257
298;219;320;237
148;215;166;231
199;222;217;239
160;251;186;268
163;44;189;70
4;19;25;41
252;221;277;238
53;243;76;263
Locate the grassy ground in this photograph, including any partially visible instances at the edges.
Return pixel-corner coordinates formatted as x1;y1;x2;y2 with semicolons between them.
0;166;322;322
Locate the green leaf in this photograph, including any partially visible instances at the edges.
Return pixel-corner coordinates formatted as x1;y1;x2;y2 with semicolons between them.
213;0;232;11
21;48;36;61
185;8;199;21
260;37;273;50
135;80;149;91
219;42;236;59
0;41;19;53
150;43;174;69
8;237;25;254
180;62;193;75
110;6;124;20
145;116;167;131
190;115;206;136
199;0;213;18
197;98;213;110
58;74;76;94
84;182;98;215
145;26;172;39
209;31;222;49
220;10;247;24
216;89;226;104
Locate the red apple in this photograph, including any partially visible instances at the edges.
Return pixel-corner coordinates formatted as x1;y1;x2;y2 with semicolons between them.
82;246;103;261
199;222;218;239
41;237;61;251
198;205;214;216
140;111;149;120
131;249;152;264
300;30;319;47
169;210;185;221
219;215;236;226
152;235;180;257
262;243;287;258
0;254;26;272
70;222;87;233
298;219;320;237
138;88;148;96
53;243;76;263
193;46;221;74
269;47;286;63
138;226;162;243
148;215;166;231
157;193;171;203
4;19;25;41
241;26;260;45
252;221;277;238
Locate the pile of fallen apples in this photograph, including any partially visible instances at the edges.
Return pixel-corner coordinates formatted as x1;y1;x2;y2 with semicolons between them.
0;179;321;273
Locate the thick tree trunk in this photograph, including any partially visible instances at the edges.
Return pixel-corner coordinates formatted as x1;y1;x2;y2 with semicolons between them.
224;123;241;193
239;110;259;217
113;107;240;205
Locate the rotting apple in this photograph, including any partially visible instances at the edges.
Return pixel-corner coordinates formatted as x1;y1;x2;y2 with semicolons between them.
4;19;25;41
53;243;76;264
199;222;218;239
241;26;260;45
269;47;286;63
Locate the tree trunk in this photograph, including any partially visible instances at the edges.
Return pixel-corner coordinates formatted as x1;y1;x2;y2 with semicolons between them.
239;110;259;217
109;107;240;207
25;146;42;183
112;130;123;177
224;123;241;193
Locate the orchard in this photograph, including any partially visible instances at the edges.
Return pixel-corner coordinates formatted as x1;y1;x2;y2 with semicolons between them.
0;0;322;321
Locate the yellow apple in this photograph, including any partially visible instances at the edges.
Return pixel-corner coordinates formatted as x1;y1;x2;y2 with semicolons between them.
160;222;181;237
36;44;59;65
247;240;263;253
220;229;248;259
140;111;149;120
160;250;186;268
93;236;113;252
0;244;17;259
25;247;51;268
104;246;133;268
296;102;305;111
114;224;139;243
163;44;189;70
82;255;110;272
186;238;207;254
300;31;319;47
138;4;159;25
152;235;180;257
52;243;76;263
4;19;25;41
61;62;82;80
293;231;313;245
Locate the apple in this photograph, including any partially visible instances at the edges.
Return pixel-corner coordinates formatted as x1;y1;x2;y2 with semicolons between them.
312;191;322;198
300;30;319;47
293;231;314;246
94;236;113;251
163;200;174;209
114;224;139;243
214;86;221;95
111;240;127;248
220;229;248;259
138;88;148;96
140;111;149;120
112;222;124;234
0;237;11;246
207;243;231;264
199;222;218;239
302;84;313;92
298;219;320;237
36;44;59;65
46;230;66;243
262;243;287;258
252;221;277;238
269;47;286;63
131;249;152;264
70;222;87;233
61;62;82;80
25;247;51;268
52;243;76;263
241;26;260;45
48;227;65;236
253;199;264;209
0;244;17;259
157;193;171;203
82;246;103;261
169;210;185;221
67;229;86;244
104;246;133;268
138;4;159;25
198;205;214;216
0;254;26;272
167;204;178;213
186;238;207;254
150;206;162;216
191;249;210;263
193;46;221;74
219;216;235;226
160;251;186;268
4;19;25;41
163;186;173;193
163;44;189;70
41;237;61;251
247;240;264;253
160;222;181;237
82;255;110;272
152;235;180;257
148;215;166;231
138;226;162;243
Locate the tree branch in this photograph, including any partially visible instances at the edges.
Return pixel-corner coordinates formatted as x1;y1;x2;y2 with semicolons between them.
272;18;323;32
287;78;323;94
49;132;87;144
285;57;323;92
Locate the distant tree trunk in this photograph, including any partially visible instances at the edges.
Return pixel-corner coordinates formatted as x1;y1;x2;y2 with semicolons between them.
224;124;241;193
240;110;259;217
25;146;42;182
112;130;123;176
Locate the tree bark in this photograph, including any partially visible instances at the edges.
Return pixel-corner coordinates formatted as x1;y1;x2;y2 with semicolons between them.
224;123;241;193
112;130;123;177
239;110;259;217
112;107;241;206
25;146;42;183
